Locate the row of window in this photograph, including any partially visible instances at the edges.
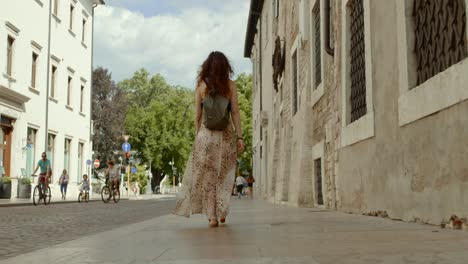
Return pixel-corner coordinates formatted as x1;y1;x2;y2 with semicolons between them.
50;0;89;44
27;127;85;182
5;33;87;113
288;0;467;123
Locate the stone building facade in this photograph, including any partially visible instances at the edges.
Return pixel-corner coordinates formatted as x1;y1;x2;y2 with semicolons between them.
245;0;468;225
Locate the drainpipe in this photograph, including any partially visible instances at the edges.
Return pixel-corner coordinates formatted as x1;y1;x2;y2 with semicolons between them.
44;0;53;151
325;0;334;56
89;3;97;178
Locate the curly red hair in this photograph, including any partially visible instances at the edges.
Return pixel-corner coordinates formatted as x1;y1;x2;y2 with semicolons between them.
197;51;233;98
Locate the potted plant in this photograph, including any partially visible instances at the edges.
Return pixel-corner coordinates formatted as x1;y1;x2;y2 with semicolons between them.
17;177;32;199
0;176;12;199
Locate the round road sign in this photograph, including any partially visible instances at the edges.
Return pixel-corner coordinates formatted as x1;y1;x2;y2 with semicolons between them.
94;159;100;168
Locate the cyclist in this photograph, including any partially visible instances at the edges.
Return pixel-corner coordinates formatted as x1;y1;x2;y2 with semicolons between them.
105;160;120;193
32;152;51;197
79;174;90;193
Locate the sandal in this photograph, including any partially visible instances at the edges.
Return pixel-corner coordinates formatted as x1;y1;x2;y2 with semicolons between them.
209;220;219;228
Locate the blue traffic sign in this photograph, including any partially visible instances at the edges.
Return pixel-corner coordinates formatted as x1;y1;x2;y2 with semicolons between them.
86;159;92;166
131;167;137;174
122;142;131;152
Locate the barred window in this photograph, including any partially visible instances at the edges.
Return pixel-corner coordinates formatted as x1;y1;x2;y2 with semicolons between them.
292;50;298;115
313;3;322;89
413;0;467;86
349;0;367;123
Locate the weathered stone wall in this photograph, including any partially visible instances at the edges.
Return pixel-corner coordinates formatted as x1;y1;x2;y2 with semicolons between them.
251;0;468;225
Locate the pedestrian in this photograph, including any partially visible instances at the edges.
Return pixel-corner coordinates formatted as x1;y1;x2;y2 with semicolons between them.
246;172;255;199
58;169;69;200
236;175;247;199
174;51;245;228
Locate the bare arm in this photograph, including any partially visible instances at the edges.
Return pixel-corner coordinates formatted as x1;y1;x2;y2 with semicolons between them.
195;83;203;133
32;164;39;175
230;81;242;138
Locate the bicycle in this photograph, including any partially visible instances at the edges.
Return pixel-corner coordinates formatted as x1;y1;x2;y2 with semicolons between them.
32;174;51;206
97;176;120;203
78;189;89;203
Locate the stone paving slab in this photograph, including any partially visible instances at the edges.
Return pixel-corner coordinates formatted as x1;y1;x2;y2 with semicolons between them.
1;199;468;264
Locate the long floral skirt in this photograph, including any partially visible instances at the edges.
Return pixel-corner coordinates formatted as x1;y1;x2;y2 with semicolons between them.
174;124;237;220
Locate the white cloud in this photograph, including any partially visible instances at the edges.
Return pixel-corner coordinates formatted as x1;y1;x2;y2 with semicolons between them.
94;1;252;88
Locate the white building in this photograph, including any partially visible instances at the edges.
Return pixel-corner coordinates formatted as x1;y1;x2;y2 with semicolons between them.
0;0;104;199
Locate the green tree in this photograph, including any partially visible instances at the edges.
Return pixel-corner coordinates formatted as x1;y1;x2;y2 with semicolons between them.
123;69;195;182
92;67;128;166
235;73;253;173
130;165;148;193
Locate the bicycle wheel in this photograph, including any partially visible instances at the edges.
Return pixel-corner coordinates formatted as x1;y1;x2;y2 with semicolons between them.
113;188;120;203
101;186;111;203
78;192;83;203
33;186;40;206
44;186;51;205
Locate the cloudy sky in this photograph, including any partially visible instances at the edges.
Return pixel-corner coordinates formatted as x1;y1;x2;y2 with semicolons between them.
94;0;252;88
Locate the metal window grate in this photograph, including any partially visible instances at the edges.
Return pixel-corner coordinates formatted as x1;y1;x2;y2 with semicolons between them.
292;50;298;114
315;158;324;205
349;0;367;123
413;0;467;86
314;3;322;88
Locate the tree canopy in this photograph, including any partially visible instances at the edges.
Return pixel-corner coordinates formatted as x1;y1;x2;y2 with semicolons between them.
92;67;253;189
92;67;128;166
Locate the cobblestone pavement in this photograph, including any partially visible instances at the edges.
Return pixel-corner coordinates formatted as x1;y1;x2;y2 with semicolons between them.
0;198;175;260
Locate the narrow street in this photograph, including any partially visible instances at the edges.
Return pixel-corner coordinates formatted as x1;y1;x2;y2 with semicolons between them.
1;198;467;264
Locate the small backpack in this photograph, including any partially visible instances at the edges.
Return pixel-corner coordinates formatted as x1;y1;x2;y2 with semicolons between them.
202;94;231;130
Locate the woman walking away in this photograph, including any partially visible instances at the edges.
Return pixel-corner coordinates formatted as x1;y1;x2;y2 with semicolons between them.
236;174;247;199
174;51;244;228
59;169;69;200
246;171;255;199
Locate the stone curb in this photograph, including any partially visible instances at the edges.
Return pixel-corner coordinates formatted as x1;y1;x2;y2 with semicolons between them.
0;197;130;208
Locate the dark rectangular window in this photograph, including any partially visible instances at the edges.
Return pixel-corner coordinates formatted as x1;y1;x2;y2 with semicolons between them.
292;50;298;115
413;0;467;86
313;3;322;89
349;0;366;122
315;158;324;205
70;5;75;30
82;19;86;42
80;85;84;112
31;53;38;88
51;65;57;98
6;36;14;76
67;77;72;106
